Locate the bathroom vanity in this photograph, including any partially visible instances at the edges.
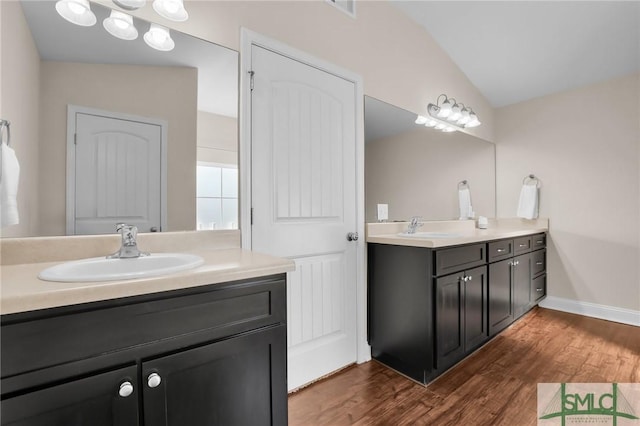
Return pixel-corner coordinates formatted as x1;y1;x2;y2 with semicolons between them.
367;220;548;384
0;231;294;426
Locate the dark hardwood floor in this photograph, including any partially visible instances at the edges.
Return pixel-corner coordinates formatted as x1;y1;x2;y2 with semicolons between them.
288;307;640;425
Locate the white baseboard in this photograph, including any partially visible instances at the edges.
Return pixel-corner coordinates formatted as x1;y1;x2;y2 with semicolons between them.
539;296;640;327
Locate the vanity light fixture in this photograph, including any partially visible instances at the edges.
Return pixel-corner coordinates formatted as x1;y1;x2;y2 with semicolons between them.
103;10;138;40
112;0;146;10
55;0;97;27
144;23;175;51
415;94;482;133
152;0;189;22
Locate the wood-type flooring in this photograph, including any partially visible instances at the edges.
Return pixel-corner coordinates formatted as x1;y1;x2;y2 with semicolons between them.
288;307;640;425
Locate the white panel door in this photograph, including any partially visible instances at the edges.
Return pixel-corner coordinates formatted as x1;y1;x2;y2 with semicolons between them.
250;45;358;390
73;113;162;235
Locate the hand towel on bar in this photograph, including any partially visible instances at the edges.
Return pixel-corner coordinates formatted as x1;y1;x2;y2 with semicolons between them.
458;188;473;220
517;184;538;220
1;142;20;227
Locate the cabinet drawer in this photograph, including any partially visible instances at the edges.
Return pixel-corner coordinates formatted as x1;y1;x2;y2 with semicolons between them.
531;274;546;302
514;236;532;254
532;234;546;249
488;240;513;262
435;244;486;276
2;276;286;380
531;249;546;277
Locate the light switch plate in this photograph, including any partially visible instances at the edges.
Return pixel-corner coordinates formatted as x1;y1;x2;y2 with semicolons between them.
377;204;389;222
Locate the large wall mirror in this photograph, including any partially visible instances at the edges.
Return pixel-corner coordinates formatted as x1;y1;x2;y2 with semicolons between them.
365;96;496;222
15;1;238;237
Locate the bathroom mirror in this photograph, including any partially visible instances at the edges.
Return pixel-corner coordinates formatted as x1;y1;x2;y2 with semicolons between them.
365;96;496;222
11;1;238;237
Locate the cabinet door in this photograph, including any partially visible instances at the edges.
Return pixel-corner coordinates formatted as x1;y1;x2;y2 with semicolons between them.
435;274;464;371
1;365;138;426
489;259;514;336
143;325;287;426
463;266;489;352
513;253;532;318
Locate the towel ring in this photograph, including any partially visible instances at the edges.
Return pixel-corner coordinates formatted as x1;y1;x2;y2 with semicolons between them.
0;120;10;146
523;174;540;188
458;180;469;190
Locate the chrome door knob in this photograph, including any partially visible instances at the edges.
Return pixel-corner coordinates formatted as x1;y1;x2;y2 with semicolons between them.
147;372;162;388
347;232;359;242
118;381;134;398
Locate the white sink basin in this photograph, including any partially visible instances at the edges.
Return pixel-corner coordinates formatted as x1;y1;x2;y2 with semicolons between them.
397;232;462;239
39;253;205;282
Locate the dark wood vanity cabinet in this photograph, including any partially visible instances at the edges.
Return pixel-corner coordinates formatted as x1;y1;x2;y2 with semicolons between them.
1;275;288;426
488;234;547;336
435;265;488;373
367;244;434;384
368;232;546;384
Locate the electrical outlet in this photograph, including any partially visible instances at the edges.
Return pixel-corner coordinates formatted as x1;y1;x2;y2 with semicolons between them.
377;204;389;222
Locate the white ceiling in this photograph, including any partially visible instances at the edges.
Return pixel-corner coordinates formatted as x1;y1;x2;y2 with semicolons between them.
392;1;640;108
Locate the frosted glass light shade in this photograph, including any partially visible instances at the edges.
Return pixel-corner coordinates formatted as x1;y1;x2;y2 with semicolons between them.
448;104;462;121
112;0;146;10
103;10;138;40
415;115;428;125
55;0;96;26
152;0;188;21
437;98;452;118
457;109;471;125
144;23;175;51
466;112;481;128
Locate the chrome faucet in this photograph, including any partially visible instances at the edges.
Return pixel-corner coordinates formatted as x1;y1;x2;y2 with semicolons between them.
406;216;424;234
108;223;149;259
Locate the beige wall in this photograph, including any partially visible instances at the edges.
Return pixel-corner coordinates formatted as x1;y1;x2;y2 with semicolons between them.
496;73;640;311
366;128;496;222
197;111;238;165
0;2;40;238
39;62;198;235
119;0;494;142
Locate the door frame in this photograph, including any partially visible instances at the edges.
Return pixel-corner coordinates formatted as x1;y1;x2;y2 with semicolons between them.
239;28;370;364
65;105;168;235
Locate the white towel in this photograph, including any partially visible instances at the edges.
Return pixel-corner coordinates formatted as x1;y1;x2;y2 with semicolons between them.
517;184;538;220
458;188;473;220
1;143;20;227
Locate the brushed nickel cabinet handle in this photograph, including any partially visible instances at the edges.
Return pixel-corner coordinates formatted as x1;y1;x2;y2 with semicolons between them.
536;261;543;265
497;248;506;253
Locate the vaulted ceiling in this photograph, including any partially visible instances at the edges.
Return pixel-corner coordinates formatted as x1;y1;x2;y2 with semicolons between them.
392;1;640;108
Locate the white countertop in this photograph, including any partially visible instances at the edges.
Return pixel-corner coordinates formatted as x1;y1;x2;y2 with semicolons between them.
1;233;295;315
366;218;548;249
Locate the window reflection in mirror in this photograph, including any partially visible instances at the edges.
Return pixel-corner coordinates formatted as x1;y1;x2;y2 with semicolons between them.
196;164;238;230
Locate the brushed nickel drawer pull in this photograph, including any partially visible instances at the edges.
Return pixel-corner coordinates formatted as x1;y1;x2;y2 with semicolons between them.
519;244;527;248
536;261;543;265
536;240;543;244
497;248;506;253
536;288;543;292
